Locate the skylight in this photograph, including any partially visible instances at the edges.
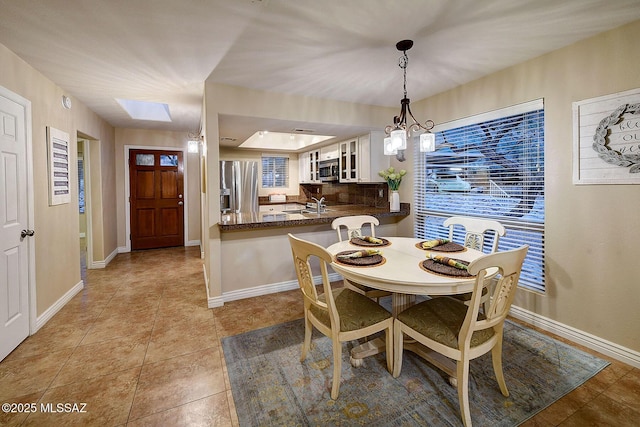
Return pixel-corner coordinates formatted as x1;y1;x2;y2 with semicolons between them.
116;99;172;122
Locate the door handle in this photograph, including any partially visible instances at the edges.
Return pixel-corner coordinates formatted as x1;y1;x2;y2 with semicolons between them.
21;229;35;240
178;201;184;206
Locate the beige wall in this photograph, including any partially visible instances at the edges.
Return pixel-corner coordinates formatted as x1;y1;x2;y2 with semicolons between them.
397;20;640;352
114;128;201;249
0;43;117;317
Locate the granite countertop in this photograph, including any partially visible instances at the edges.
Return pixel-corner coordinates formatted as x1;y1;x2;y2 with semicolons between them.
218;203;410;232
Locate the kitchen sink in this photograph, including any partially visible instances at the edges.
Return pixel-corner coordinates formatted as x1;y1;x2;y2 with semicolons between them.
281;208;332;214
301;209;332;214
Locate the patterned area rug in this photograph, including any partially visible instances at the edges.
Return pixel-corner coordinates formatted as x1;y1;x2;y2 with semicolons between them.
222;318;609;426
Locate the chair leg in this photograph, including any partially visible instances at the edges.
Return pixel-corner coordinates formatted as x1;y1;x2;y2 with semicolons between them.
385;323;393;374
301;315;312;362
457;360;472;427
331;337;342;400
392;321;403;378
492;336;509;396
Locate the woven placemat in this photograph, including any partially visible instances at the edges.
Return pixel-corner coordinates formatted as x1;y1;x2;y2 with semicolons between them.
350;237;391;247
334;251;385;267
416;241;467;252
420;258;473;277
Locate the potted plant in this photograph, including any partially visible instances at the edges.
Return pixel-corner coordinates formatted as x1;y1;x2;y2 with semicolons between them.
379;167;406;211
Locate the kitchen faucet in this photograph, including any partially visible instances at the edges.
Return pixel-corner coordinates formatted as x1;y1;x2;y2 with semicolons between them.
311;196;325;214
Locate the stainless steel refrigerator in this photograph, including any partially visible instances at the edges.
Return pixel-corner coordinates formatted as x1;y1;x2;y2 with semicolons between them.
220;160;259;213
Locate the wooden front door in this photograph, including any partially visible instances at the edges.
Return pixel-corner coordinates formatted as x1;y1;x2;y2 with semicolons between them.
129;149;184;250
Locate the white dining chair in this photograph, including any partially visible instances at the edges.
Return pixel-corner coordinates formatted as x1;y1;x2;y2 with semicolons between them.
443;216;506;311
332;215;379;241
288;233;394;399
443;216;506;253
393;245;529;427
331;215;391;302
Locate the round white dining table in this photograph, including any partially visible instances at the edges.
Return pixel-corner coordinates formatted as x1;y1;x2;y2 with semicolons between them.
327;236;493;314
326;236;496;369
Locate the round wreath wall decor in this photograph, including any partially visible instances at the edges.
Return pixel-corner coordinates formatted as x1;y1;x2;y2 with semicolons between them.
592;103;640;174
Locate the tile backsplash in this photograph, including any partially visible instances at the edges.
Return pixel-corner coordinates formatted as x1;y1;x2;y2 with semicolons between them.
300;182;388;208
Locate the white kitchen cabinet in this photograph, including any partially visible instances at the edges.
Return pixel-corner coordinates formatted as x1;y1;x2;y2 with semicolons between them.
299;150;321;183
338;138;358;182
259;204;284;212
299;151;310;183
259;203;305;213
320;143;339;160
338;132;389;183
357;131;389;183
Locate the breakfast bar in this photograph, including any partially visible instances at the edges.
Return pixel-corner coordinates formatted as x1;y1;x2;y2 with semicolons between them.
218;203;410;231
216;203;410;300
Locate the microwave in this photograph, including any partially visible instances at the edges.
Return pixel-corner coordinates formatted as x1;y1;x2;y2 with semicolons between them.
319;159;339;182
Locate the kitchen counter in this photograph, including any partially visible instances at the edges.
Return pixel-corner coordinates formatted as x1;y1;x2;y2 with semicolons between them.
218;203;410;232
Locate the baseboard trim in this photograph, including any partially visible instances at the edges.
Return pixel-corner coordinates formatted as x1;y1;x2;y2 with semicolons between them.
207;272;342;307
222;281;300;303
203;263;224;308
208;296;224;308
509;305;640;369
119;244;201;253
33;280;84;333
91;247;118;269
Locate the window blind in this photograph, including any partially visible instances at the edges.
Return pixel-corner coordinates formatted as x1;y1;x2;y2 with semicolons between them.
414;99;545;292
78;158;85;214
261;156;289;188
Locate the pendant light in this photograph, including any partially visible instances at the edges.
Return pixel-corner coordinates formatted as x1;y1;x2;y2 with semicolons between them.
384;40;436;161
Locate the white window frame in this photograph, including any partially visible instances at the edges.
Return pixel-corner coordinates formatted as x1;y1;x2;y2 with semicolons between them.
261;153;289;188
413;99;545;293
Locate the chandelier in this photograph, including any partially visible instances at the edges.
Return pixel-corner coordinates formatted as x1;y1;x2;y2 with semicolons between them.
384;40;436;161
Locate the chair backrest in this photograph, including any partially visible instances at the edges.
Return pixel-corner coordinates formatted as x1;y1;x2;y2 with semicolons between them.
460;245;529;347
443;216;506;253
331;215;380;241
288;233;339;324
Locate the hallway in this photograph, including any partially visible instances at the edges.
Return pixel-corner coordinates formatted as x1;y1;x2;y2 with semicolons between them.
0;247;637;426
0;247;267;426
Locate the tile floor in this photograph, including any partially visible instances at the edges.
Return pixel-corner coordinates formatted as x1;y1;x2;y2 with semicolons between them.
0;246;638;426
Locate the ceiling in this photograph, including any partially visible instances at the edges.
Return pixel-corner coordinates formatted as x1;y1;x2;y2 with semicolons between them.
1;0;639;150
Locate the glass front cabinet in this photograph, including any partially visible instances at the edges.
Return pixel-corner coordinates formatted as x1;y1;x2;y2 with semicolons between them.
299;150;321;183
339;139;358;182
338;131;388;183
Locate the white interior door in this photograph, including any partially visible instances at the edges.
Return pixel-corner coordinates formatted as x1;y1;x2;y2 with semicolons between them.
0;88;31;361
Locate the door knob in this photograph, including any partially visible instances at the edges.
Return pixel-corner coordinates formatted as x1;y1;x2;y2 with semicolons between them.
21;229;35;240
178;201;184;206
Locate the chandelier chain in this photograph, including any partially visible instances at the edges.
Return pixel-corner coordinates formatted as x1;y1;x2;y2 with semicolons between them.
400;51;408;99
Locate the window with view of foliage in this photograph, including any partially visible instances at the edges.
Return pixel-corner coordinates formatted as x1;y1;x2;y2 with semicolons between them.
413;99;545;292
262;155;289;188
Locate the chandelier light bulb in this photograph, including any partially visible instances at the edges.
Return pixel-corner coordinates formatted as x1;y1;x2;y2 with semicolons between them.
419;132;436;152
383;137;397;155
390;128;407;150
